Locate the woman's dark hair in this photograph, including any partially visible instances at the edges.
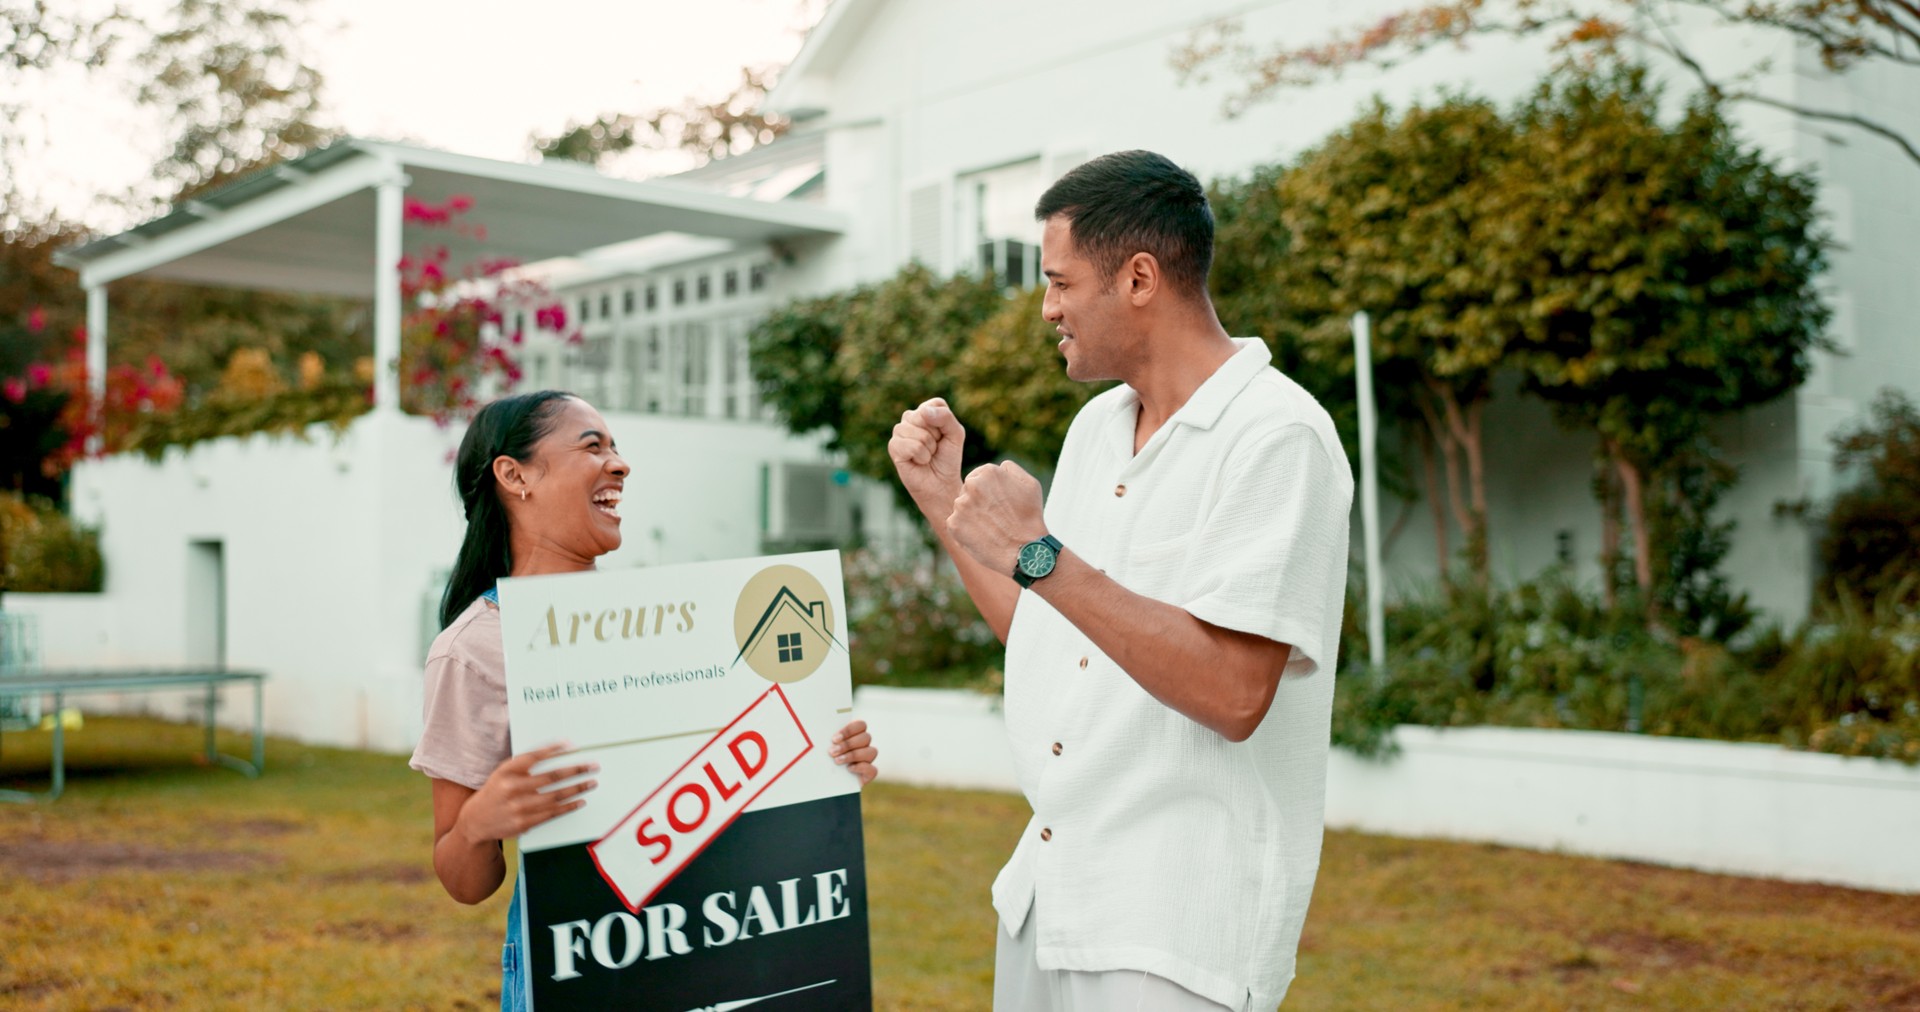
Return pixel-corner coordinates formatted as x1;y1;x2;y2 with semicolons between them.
1033;149;1214;297
439;390;574;628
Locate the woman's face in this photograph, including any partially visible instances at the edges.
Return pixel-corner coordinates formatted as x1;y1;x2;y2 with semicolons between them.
509;397;629;564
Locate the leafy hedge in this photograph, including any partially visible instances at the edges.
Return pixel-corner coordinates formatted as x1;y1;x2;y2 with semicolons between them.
1332;574;1920;764
844;549;1001;691
118;380;370;461
1;492;104;593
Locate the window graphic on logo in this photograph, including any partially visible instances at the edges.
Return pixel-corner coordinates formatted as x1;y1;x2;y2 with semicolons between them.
732;564;846;684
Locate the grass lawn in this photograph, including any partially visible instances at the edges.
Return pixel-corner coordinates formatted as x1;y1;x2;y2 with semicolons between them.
2;717;1917;1010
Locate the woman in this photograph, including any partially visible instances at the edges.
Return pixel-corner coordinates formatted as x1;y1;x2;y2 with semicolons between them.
408;391;878;1009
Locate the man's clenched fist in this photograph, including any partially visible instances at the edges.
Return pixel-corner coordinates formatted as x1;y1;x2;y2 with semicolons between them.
948;461;1047;576
889;397;967;520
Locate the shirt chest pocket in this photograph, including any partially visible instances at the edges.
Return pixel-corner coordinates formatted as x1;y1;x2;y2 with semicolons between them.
1114;527;1198;601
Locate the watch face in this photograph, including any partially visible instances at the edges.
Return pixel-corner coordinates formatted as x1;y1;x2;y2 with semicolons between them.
1017;540;1057;578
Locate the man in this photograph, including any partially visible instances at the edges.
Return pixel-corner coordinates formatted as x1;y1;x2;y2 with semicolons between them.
888;150;1352;1010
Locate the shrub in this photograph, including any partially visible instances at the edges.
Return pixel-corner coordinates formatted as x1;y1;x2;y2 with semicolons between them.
1333;572;1918;763
1774;582;1920;764
843;549;1001;691
119;380;370;461
1816;389;1920;606
952;286;1099;473
0;492;104;593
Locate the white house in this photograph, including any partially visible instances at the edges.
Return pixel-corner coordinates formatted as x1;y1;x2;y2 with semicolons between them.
15;0;1917;753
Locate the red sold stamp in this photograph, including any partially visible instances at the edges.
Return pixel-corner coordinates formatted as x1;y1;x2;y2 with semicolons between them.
587;685;814;912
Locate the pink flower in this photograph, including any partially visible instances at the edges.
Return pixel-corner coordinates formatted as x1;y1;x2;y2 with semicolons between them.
448;194;473;213
27;363;52;388
3;378;24;403
26;306;46;333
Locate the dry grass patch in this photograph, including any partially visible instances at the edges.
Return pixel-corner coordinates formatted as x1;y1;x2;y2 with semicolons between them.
2;717;1916;1010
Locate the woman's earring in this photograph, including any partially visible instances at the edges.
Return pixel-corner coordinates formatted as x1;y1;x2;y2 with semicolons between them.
520;489;528;501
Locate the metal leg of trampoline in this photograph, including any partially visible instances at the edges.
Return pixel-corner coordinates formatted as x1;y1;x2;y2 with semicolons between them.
0;690;65;803
206;677;262;778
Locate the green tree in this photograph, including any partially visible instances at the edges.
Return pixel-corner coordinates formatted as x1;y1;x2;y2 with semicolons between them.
1503;69;1829;619
951;285;1099;473
1208;167;1421;559
1278;96;1523;583
1811;388;1920;605
1173;0;1920;172
749;264;1009;526
746;287;861;447
835;264;1005;488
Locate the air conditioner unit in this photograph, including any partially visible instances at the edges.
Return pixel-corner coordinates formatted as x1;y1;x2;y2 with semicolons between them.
760;462;855;549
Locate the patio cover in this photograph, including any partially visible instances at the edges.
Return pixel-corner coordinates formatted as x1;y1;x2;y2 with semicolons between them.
53;139;846;411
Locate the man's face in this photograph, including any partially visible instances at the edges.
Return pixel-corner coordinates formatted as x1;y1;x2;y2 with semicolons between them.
1040;215;1134;383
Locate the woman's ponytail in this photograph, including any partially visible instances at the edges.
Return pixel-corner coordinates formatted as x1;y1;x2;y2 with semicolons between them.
439;390;573;629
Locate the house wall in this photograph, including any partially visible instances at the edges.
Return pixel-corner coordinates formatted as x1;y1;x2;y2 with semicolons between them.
40;408;854;753
773;0;1919;621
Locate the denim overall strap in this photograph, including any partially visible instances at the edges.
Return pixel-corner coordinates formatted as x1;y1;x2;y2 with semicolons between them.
501;872;528;1012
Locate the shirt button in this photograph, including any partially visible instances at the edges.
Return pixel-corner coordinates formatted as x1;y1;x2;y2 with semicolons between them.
1078;656;1088;670
1114;484;1127;497
1040;827;1053;842
1051;742;1063;756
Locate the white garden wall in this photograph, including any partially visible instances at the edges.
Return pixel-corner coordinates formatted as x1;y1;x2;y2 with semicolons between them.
853;687;1920;894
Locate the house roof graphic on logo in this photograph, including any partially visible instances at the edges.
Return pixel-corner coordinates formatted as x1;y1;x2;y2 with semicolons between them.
731;585;847;671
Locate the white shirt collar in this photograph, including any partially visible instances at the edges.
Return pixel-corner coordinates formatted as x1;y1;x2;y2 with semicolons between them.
1109;337;1273;437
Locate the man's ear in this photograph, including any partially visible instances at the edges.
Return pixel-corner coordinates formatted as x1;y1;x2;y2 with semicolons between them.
1124;252;1161;307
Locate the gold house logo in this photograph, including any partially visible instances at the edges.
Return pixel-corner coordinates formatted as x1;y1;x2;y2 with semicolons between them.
731;564;846;684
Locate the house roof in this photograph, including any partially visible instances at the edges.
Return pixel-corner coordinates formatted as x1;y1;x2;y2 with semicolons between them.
763;0;885;119
53;138;847;297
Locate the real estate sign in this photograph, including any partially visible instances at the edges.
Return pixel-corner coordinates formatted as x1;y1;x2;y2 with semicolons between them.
499;551;870;1009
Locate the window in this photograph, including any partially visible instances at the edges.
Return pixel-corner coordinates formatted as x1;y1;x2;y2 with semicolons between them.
680;322;710;416
646;285;658;310
960;158;1045;286
623;289;635;315
750;264;769;292
578;297;590;323
673;279;686;305
624;336;644;411
777;632;803;664
599;293;612;319
724;269;739;297
697;275;711;302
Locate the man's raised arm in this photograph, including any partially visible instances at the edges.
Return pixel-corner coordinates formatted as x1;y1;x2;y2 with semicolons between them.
887;397;1023;643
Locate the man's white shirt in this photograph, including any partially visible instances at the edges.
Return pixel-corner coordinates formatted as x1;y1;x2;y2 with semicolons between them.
992;338;1354;1011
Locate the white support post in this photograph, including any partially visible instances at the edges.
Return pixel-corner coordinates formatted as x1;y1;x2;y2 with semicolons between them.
85;285;107;402
1352;311;1386;672
85;285;108;453
373;173;404;414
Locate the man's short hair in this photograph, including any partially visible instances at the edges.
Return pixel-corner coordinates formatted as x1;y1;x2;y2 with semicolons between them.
1034;150;1214;297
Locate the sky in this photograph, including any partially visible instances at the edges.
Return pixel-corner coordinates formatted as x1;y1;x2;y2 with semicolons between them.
11;0;825;231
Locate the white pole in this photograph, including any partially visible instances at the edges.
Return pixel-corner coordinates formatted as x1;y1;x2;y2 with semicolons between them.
85;284;107;454
373;172;404;414
1352;311;1385;672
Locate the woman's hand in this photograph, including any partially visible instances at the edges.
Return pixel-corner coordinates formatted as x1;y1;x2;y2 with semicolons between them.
458;742;599;846
828;720;878;786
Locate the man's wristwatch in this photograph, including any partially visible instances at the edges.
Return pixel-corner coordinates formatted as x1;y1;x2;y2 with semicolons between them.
1013;535;1064;589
